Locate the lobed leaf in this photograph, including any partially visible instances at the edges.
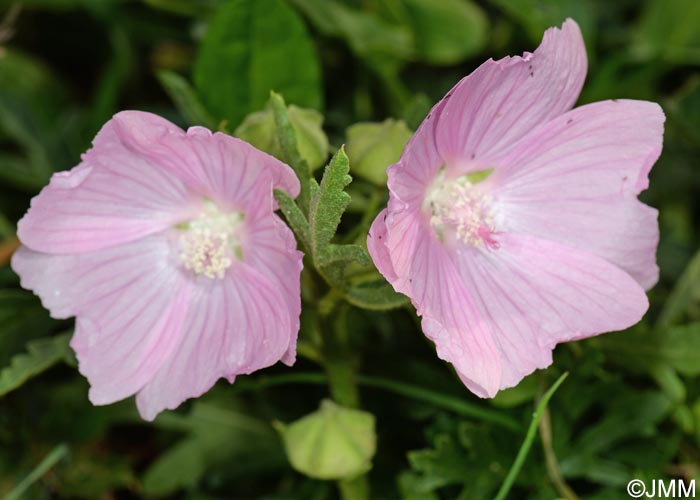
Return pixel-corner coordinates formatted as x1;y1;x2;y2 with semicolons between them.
0;332;75;397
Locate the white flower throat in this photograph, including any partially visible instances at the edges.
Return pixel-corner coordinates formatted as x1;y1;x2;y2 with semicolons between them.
178;201;244;279
425;169;498;248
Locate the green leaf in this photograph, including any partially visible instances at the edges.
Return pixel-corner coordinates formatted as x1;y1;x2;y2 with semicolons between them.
599;323;700;377
488;0;597;45
318;244;371;268
345;119;412;186
657;248;700;328
0;333;74;397
633;0;700;64
275;399;376;480
309;148;352;256
274;189;310;254
144;0;221;16
89;27;133;133
401;0;487;65
157;70;217;129
194;0;322;129
142;439;207;496
270;92;313;213
144;399;282;496
344;280;409;311
289;0;414;61
236;104;329;171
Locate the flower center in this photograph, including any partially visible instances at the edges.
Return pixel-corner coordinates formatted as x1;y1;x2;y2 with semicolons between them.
178;201;243;279
424;170;498;248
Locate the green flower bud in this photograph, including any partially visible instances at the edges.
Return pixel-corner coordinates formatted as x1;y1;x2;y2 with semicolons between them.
275;399;376;480
235;104;329;171
346;119;412;185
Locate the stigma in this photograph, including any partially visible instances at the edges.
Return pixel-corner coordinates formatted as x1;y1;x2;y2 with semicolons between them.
424;170;497;249
178;201;243;279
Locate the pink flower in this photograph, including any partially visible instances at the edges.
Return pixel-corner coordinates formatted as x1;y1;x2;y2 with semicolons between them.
12;111;303;420
367;20;664;398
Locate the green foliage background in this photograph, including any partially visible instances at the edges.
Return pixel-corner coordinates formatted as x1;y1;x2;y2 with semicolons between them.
0;0;699;499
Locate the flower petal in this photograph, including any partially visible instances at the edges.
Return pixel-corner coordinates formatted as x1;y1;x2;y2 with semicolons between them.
429;19;586;168
243;213;303;365
381;209;502;397
452;233;649;392
367;209;398;283
109;112;300;205
135;263;295;421
12;235;190;404
496;100;664;289
17;114;193;254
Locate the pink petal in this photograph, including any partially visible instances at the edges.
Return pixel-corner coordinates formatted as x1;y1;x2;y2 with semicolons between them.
423;19;586;170
109;112;300;205
452;233;649;392
17;118;193;254
135;262;295;421
12;235;190;403
366;209;398;283
381;209;503;397
495;100;664;289
242;213;303;365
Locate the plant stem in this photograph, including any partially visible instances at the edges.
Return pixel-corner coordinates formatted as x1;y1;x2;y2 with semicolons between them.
321;305;368;500
539;405;579;500
235;372;520;430
5;444;69;500
493;373;569;500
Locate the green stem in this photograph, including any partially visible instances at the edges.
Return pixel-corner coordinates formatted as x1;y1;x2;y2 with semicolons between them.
493;373;569;500
234;372;519;430
321;305;367;500
5;444;69;500
357;375;520;431
539;405;579;500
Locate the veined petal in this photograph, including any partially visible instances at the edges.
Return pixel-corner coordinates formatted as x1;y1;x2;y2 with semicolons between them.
135;263;294;421
108;112;300;207
496;100;664;289
383;210;502;397
367;209;398;283
386;19;587;208
17;117;193;254
453;233;648;392
12;235;190;403
429;19;586;169
243;213;303;365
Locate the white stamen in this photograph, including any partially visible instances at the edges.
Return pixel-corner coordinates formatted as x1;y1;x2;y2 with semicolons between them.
424;171;497;248
178;201;243;279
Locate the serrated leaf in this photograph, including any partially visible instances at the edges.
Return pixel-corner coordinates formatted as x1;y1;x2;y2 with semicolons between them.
318;244;371;268
0;332;74;397
309;148;352;256
194;0;321;129
157;70;216;129
344;281;408;311
274;189;310;254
